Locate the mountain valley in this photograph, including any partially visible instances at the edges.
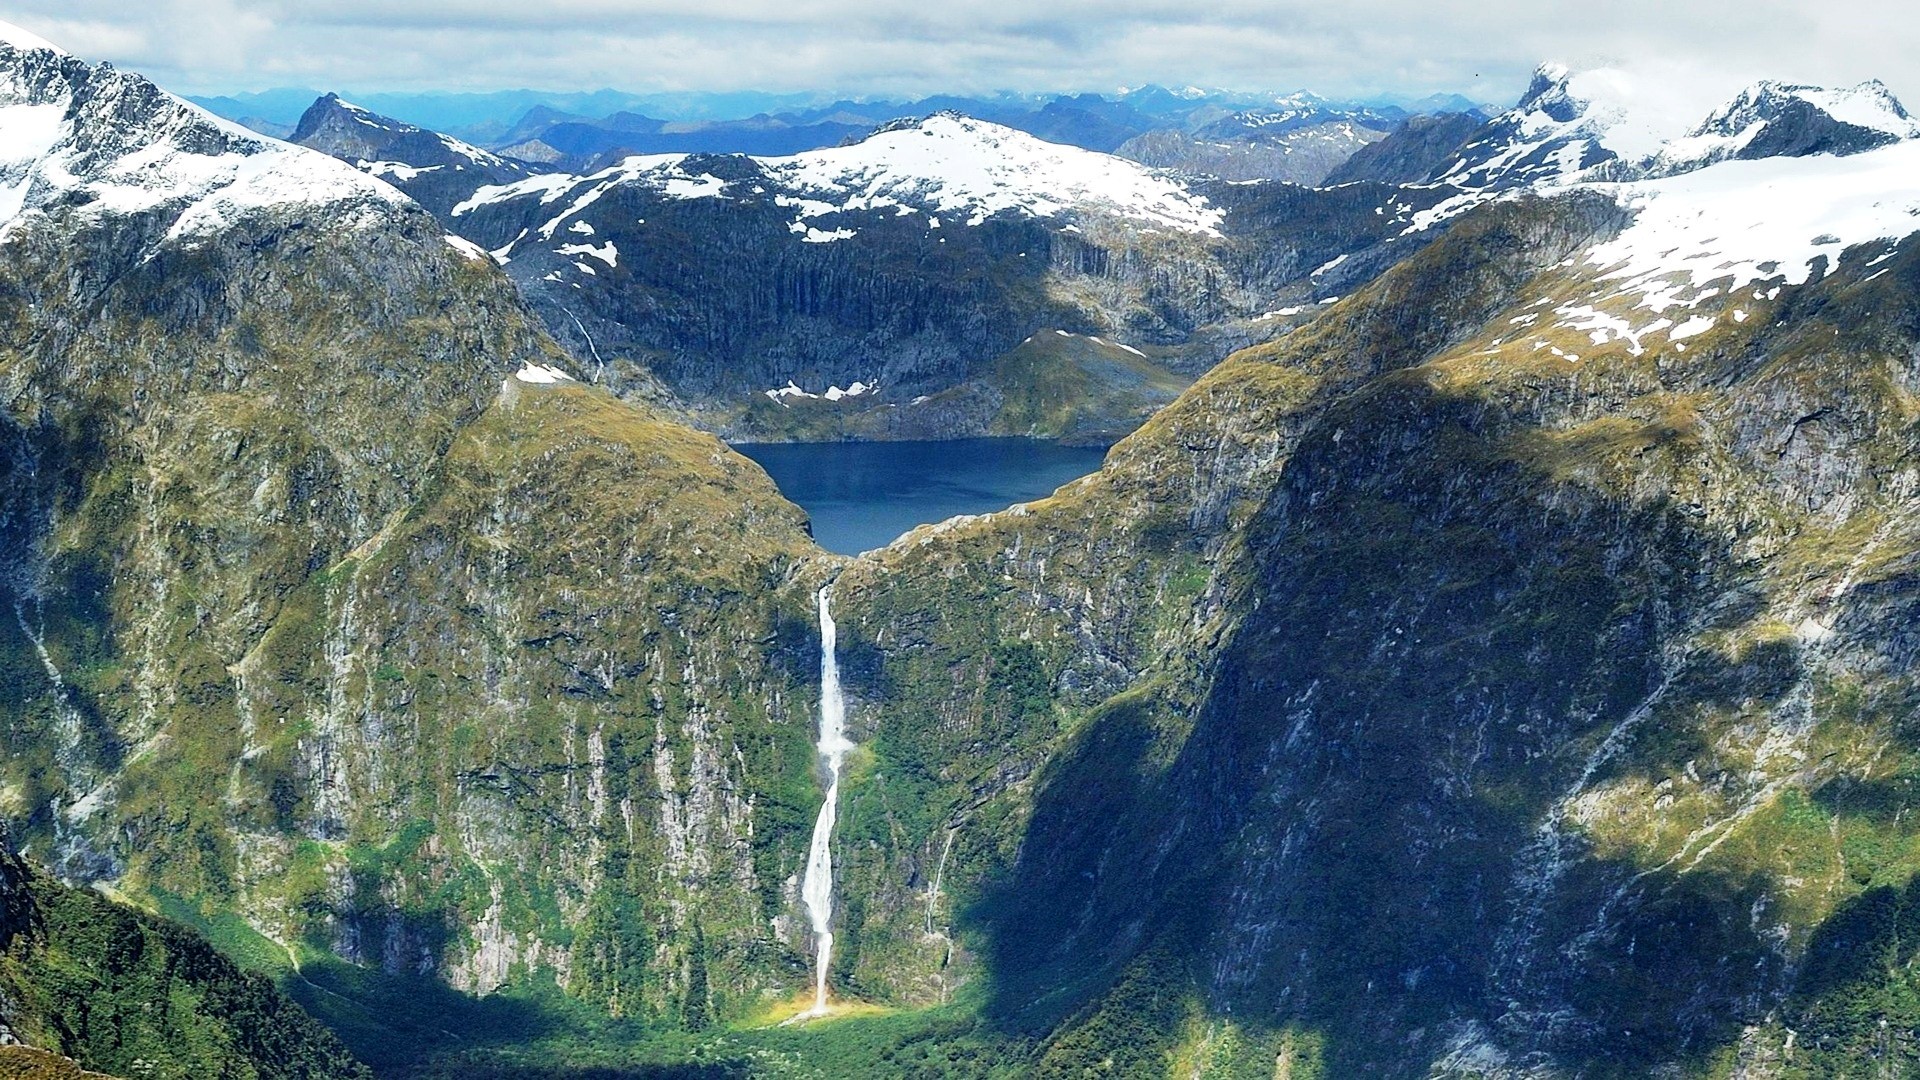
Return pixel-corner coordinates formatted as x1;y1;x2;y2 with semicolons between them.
5;16;1920;1080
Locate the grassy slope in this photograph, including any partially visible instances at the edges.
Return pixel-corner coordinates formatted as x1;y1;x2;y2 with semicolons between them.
18;148;1920;1080
819;194;1920;1076
0;849;368;1080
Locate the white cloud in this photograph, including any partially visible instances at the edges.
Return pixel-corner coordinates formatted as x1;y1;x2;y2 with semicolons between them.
0;0;1912;111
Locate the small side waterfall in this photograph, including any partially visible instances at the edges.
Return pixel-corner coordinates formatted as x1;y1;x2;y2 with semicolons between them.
800;584;853;1016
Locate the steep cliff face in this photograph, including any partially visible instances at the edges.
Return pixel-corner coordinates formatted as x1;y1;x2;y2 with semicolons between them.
297;105;1453;442
17;23;1920;1078
819;131;1920;1073
0;31;838;1051
814;189;1631;1029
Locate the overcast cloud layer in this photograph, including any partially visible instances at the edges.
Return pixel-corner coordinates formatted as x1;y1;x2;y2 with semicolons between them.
8;1;1919;111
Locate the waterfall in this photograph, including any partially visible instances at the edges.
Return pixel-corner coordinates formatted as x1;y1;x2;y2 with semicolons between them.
800;584;853;1016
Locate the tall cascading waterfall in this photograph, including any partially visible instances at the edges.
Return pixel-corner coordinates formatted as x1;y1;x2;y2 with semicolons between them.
800;584;854;1016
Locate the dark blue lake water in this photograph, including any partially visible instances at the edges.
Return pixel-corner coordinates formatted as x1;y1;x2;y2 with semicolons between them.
734;438;1109;555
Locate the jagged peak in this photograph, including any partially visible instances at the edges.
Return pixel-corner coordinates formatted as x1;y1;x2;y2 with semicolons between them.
868;113;938;137
1515;61;1577;114
1638;77;1920;178
0;26;407;242
293;91;424;142
1694;78;1918;139
865;110;991;138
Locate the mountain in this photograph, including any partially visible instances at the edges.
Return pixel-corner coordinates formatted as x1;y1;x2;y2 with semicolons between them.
1322;108;1489;184
427;111;1442;440
191;87;674;142
0;45;410;253
288;93;535;216
1116;106;1399;183
828;119;1920;1076
0;20;819;1073
20;16;1920;1079
1400;63;1920;192
305;66;1920;448
465;87;1429;165
1645;78;1920;176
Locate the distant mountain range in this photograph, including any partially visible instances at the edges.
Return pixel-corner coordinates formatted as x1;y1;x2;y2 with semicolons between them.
278;63;1920;445
197;84;1489;182
289;92;1452;442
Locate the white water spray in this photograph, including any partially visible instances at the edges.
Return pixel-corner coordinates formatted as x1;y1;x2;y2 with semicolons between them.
800;585;853;1016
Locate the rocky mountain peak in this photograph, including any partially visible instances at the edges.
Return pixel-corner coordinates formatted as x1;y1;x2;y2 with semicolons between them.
289;91;384;143
291;91;517;170
1513;61;1584;122
1698;79;1912;136
1417;63;1920;193
0;37;408;245
1642;78;1918;176
286;91;533;214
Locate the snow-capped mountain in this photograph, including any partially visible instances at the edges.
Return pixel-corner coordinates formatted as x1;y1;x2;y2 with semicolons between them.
1419;64;1920;192
1644;79;1920;177
367;109;1437;436
455;112;1227;241
1422;64;1649;190
289;93;535;214
1115;103;1399;184
0;22;408;248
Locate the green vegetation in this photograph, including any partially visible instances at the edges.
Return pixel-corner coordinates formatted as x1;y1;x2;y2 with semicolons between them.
0;851;368;1079
13;110;1920;1080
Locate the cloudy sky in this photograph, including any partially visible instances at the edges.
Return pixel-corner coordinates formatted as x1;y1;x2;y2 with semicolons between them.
6;1;1917;107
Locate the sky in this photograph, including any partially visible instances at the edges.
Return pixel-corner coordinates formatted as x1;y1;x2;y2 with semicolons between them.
7;1;1919;111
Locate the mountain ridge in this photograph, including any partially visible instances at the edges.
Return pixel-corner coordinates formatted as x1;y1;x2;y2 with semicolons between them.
13;19;1920;1078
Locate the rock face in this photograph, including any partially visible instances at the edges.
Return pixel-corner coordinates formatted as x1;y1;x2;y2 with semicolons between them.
0;28;828;1057
1322;109;1489;185
16;23;1920;1078
822;126;1920;1073
301;104;1451;442
288;93;535;216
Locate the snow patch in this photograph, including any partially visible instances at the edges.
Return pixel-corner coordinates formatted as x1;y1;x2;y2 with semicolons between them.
662;173;727;200
824;381;873;400
443;234;489;261
557;240;618;267
800;226;856;243
1669;315;1715;340
453;171;581;215
514;362;575;384
1311;252;1349;276
360;160;443;182
1585;139;1920;312
763;380;876;405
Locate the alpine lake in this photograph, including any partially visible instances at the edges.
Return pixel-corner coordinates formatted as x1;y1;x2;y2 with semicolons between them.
733;437;1109;555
